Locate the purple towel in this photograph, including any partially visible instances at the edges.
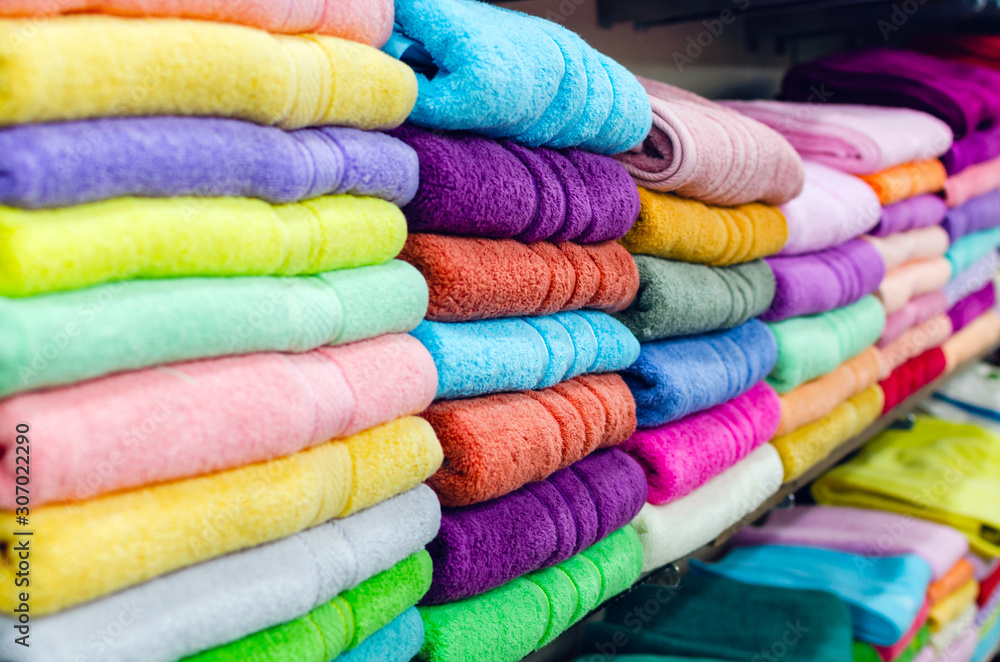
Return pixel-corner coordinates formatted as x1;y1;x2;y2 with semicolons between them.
0;117;419;209
942;124;1000;175
948;282;997;332
871;195;948;237
389;125;640;243
943;190;1000;242
761;239;887;322
422;448;646;605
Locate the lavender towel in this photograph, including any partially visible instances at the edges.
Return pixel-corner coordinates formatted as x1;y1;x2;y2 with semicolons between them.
943;190;1000;242
872;195;949;237
0;117;419;209
389;125;640;242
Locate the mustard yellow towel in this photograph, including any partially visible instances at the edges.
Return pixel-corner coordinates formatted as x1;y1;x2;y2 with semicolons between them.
812;416;1000;557
0;15;416;129
621;188;788;266
771;385;884;481
0;416;442;616
0;195;406;296
928;579;979;632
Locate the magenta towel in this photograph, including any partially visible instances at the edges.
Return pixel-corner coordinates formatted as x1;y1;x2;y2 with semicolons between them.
732;505;969;580
620;381;781;506
949;283;997;333
872;195;949;237
943;123;1000;175
390;125;639;243
0;334;437;507
879;291;950;348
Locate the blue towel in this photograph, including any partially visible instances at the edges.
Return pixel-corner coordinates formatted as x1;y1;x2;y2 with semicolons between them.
693;545;932;647
622;320;778;428
973;608;1000;662
411;310;640;399
946;228;1000;275
387;0;651;154
336;608;424;662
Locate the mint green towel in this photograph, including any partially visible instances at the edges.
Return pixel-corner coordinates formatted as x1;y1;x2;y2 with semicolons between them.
946;227;1000;275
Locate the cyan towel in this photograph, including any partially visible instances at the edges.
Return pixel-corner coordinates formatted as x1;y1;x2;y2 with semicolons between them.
411;311;640;400
946;228;1000;275
335;608;425;662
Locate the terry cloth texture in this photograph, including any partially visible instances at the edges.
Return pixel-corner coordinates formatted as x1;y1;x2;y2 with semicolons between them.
874;195;949;237
423;373;636;506
864;226;950;273
614;256;775;341
390;125;639;243
944;154;1000;208
388;0;651;153
0;260;428;397
0;417;443;615
943;190;1000;242
411;311;639;400
0;15;416;129
622;188;788;266
881;292;951;347
879;258;954;316
857;159;948;206
949;284;997;333
616;78;804;205
336;608;425;662
943;310;1000;371
880;348;948;412
946;228;1000;275
399;234;638;322
423;448;646;604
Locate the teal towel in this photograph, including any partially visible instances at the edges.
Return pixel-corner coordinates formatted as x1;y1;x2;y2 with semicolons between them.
336;608;424;662
946;228;1000;275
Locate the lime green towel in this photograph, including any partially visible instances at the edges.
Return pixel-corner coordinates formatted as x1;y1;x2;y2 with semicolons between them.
0;195;406;297
185;551;432;662
418;526;643;662
853;626;929;662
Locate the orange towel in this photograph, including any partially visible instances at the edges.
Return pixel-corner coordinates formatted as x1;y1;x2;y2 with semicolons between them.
928;559;976;606
857;159;947;206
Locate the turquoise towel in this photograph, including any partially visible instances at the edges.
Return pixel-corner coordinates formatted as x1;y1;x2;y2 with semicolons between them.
1;260;427;396
336;608;424;662
411;311;640;399
946;228;1000;275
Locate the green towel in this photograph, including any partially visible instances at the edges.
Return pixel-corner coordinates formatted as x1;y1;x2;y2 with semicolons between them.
418;526;643;662
766;295;886;393
0;260;427;396
613;255;775;341
852;626;929;662
184;551;433;662
946;228;1000;275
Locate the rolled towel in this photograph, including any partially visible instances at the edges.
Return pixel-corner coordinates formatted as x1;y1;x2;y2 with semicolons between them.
864;226;951;272
387;0;651;153
417;526;643;662
929;580;979;631
943;190;1000;242
940;122;1000;175
777;161;882;255
944;154;1000;207
763;239;886;322
879;258;954;315
423;448;646;604
616;79;803;205
944;251;1000;306
767;295;887;393
946;228;1000;275
622;320;777;428
720;100;953;174
412;312;639;400
980;564;1000;607
869;600;930;662
943;310;1000;371
0;487;440;662
0;416;443;615
423;373;636;506
632;444;784;571
771;385;884;481
0;260;427;396
336;608;425;662
949;283;997;333
927;605;978;660
389;125;639;243
0;15;415;129
881;292;951;347
880;347;948;412
622;188;788;265
399;235;638;322
929;560;976;603
857;159;947;206
877;314;954;378
614;256;775;341
873;195;949;237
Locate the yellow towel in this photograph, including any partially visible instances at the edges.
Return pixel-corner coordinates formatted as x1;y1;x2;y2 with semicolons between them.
0;15;416;129
928;579;979;632
771;385;884;481
0;416;442;615
620;187;788;266
0;195;406;296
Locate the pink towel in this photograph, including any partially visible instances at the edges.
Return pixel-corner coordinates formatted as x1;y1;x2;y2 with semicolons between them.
944;153;1000;207
721;100;953;174
864;226;951;272
876;314;954;379
0;334;437;508
878;258;954;315
615;77;804;206
879;291;951;347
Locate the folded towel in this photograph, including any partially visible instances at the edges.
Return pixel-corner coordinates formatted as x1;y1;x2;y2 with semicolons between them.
389;125;639;243
622;320;777;428
943;310;1000;371
777;161;883;255
617;80;803;205
767;295;887;393
928;605;978;659
411;311;639;400
695;545;933;646
0;119;418;209
939;121;1000;175
614;256;775;341
872;600;931;662
632;444;784;571
0;15;415;129
980;564;1000;608
423;448;646;605
388;0;651;153
337;608;424;662
881;292;951;347
0;260;428;396
945;252;1000;306
873;195;949;237
969;555;997;584
880;348;948;412
720;100;953;174
864;226;951;272
929;580;980;631
943;190;1000;242
418;526;643;662
763;239;886;322
974;610;1000;662
944;155;1000;207
400;235;638;322
423;373;636;506
879;258;954;315
878;315;954;378
949;284;997;333
857;627;929;662
622;382;781;504
946;228;1000;275
622;188;788;265
771;385;884;480
0;416;443;615
930;561;977;605
857;159;948;206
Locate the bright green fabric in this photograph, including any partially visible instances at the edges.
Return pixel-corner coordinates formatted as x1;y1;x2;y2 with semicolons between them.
946;228;1000;275
852;626;929;662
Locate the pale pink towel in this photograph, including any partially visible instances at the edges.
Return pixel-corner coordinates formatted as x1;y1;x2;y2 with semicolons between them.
876;314;954;378
879;291;950;347
878;257;954;315
0;334;437;508
944;153;1000;207
864;225;951;272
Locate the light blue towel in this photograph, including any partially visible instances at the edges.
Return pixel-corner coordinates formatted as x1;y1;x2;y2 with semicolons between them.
387;0;651;154
622;320;778;428
336;608;424;662
973;608;1000;662
946;228;1000;275
693;545;932;647
411;310;640;399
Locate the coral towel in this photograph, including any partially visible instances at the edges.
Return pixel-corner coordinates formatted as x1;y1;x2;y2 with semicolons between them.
857;159;947;206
